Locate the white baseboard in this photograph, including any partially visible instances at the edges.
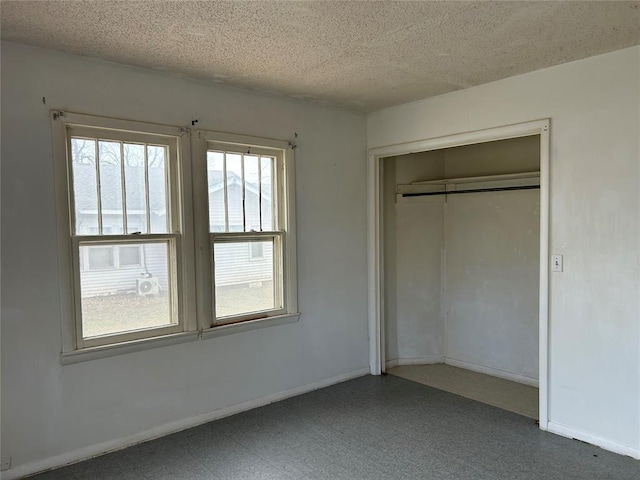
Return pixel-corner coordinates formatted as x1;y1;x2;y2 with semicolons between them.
547;421;640;460
1;367;370;480
385;355;444;369
444;357;539;387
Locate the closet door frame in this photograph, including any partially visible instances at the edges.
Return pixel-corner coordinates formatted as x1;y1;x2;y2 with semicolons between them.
367;119;550;429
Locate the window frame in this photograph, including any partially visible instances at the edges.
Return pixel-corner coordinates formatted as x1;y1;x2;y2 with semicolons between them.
53;112;197;354
53;112;297;362
192;131;298;330
212;232;284;323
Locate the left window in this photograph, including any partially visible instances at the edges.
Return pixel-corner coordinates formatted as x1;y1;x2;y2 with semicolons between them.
53;113;194;350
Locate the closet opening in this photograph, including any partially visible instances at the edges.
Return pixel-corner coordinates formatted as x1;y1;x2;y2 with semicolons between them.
367;120;550;426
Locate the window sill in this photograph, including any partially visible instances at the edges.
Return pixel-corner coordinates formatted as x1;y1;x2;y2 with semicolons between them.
60;331;198;365
202;312;300;339
60;313;301;365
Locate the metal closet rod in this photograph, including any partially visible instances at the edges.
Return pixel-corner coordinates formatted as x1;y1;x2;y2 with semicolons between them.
402;184;540;198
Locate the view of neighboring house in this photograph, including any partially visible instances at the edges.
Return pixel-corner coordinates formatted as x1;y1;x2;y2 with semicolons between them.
73;160;273;297
207;167;274;288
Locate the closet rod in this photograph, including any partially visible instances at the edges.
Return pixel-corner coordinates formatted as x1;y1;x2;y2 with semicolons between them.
402;184;540;198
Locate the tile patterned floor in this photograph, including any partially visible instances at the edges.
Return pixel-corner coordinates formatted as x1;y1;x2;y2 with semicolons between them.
388;364;539;419
30;375;639;479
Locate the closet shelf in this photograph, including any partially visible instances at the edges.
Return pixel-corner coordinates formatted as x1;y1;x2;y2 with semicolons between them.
397;171;540;200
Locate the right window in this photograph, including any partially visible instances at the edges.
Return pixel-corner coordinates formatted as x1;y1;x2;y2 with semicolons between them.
204;140;296;325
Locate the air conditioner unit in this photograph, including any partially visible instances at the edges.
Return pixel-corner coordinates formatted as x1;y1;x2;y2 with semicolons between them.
137;277;160;296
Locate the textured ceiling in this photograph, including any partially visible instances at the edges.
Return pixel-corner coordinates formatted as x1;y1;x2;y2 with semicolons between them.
2;1;640;112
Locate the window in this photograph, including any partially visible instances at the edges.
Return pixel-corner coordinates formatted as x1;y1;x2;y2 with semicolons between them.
87;246;115;270
81;245;143;270
53;112;297;358
53;112;194;351
249;241;265;261
118;245;142;267
196;135;297;326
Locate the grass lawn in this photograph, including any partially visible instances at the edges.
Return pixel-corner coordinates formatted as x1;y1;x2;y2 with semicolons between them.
81;294;172;338
81;282;275;337
215;281;276;318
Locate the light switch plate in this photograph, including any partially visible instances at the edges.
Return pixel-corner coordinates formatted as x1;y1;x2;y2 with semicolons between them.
551;254;563;272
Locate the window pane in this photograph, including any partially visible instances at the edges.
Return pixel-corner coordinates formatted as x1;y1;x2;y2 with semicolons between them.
98;140;124;234
147;145;169;233
70;138;98;234
123;143;148;234
207;151;226;232
249;242;264;260
244;155;260;231
226;153;243;232
214;240;278;318
88;247;114;269
79;241;174;338
119;245;141;266
260;156;274;231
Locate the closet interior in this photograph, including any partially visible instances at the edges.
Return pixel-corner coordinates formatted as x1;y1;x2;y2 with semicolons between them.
383;135;541;419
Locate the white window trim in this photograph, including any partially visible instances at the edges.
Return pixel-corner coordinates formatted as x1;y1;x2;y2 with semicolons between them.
192;130;299;330
52;112;299;363
52;111;197;355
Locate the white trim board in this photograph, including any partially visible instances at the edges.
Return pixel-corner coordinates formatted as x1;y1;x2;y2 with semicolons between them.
0;368;370;480
444;358;539;387
547;422;640;460
385;355;445;369
367;119;550;430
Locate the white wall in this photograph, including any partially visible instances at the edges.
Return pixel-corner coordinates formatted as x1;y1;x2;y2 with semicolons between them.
443;135;540;178
394;201;444;362
443;137;540;383
445;189;540;382
384;151;445;364
369;46;640;457
0;42;369;477
385;138;540;379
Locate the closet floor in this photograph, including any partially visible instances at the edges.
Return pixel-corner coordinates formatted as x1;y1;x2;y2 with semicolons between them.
388;364;538;420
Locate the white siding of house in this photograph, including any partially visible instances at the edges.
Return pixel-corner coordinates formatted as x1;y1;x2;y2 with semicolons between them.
209;184;275;287
144;243;169;290
214;242;273;287
79;183;272;296
78;213;170;297
80;243;170;297
80;262;145;297
209;183;272;232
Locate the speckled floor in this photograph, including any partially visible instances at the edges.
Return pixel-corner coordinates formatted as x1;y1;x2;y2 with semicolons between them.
30;375;638;480
388;363;539;419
